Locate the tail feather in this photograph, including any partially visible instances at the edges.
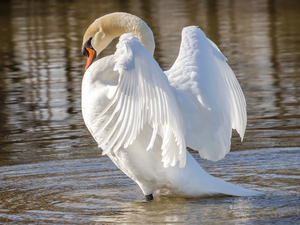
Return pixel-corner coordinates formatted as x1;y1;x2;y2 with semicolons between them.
205;175;264;197
163;151;264;197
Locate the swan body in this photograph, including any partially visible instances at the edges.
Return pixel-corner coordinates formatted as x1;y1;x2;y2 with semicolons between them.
81;12;262;198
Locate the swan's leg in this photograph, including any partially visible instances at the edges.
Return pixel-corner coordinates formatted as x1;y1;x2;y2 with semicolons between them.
145;194;153;201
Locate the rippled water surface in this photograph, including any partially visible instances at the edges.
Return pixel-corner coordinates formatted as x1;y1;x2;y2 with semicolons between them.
0;0;300;224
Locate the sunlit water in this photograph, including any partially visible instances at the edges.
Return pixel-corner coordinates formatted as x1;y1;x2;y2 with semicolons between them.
0;0;299;224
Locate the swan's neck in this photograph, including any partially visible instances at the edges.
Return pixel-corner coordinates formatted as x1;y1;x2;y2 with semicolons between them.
101;13;155;54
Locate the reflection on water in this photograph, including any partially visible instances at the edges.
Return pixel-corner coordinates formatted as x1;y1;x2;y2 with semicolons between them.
0;148;299;223
0;0;299;223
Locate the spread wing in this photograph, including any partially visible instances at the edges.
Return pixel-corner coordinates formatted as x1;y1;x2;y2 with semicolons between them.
165;26;247;162
89;34;186;168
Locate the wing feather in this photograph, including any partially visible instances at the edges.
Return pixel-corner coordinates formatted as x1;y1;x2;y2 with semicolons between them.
166;26;247;161
89;34;186;168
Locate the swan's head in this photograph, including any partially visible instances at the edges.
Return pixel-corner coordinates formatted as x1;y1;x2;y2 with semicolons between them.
82;12;155;70
82;17;113;70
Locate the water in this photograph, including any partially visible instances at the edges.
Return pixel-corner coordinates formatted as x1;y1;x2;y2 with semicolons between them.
0;0;299;223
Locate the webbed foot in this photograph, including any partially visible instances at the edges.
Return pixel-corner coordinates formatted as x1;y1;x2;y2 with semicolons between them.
145;194;153;201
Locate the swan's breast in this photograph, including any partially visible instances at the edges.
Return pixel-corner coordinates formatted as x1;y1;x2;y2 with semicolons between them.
82;55;119;132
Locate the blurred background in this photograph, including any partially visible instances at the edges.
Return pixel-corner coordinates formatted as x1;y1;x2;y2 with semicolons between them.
0;0;299;224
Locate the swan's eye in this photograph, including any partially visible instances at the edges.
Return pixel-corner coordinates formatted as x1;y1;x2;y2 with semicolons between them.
82;37;93;56
83;47;89;57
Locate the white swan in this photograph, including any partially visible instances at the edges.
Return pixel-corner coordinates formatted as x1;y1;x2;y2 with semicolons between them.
81;12;262;200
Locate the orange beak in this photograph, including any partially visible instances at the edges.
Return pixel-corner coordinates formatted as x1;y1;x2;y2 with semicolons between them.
85;47;96;70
